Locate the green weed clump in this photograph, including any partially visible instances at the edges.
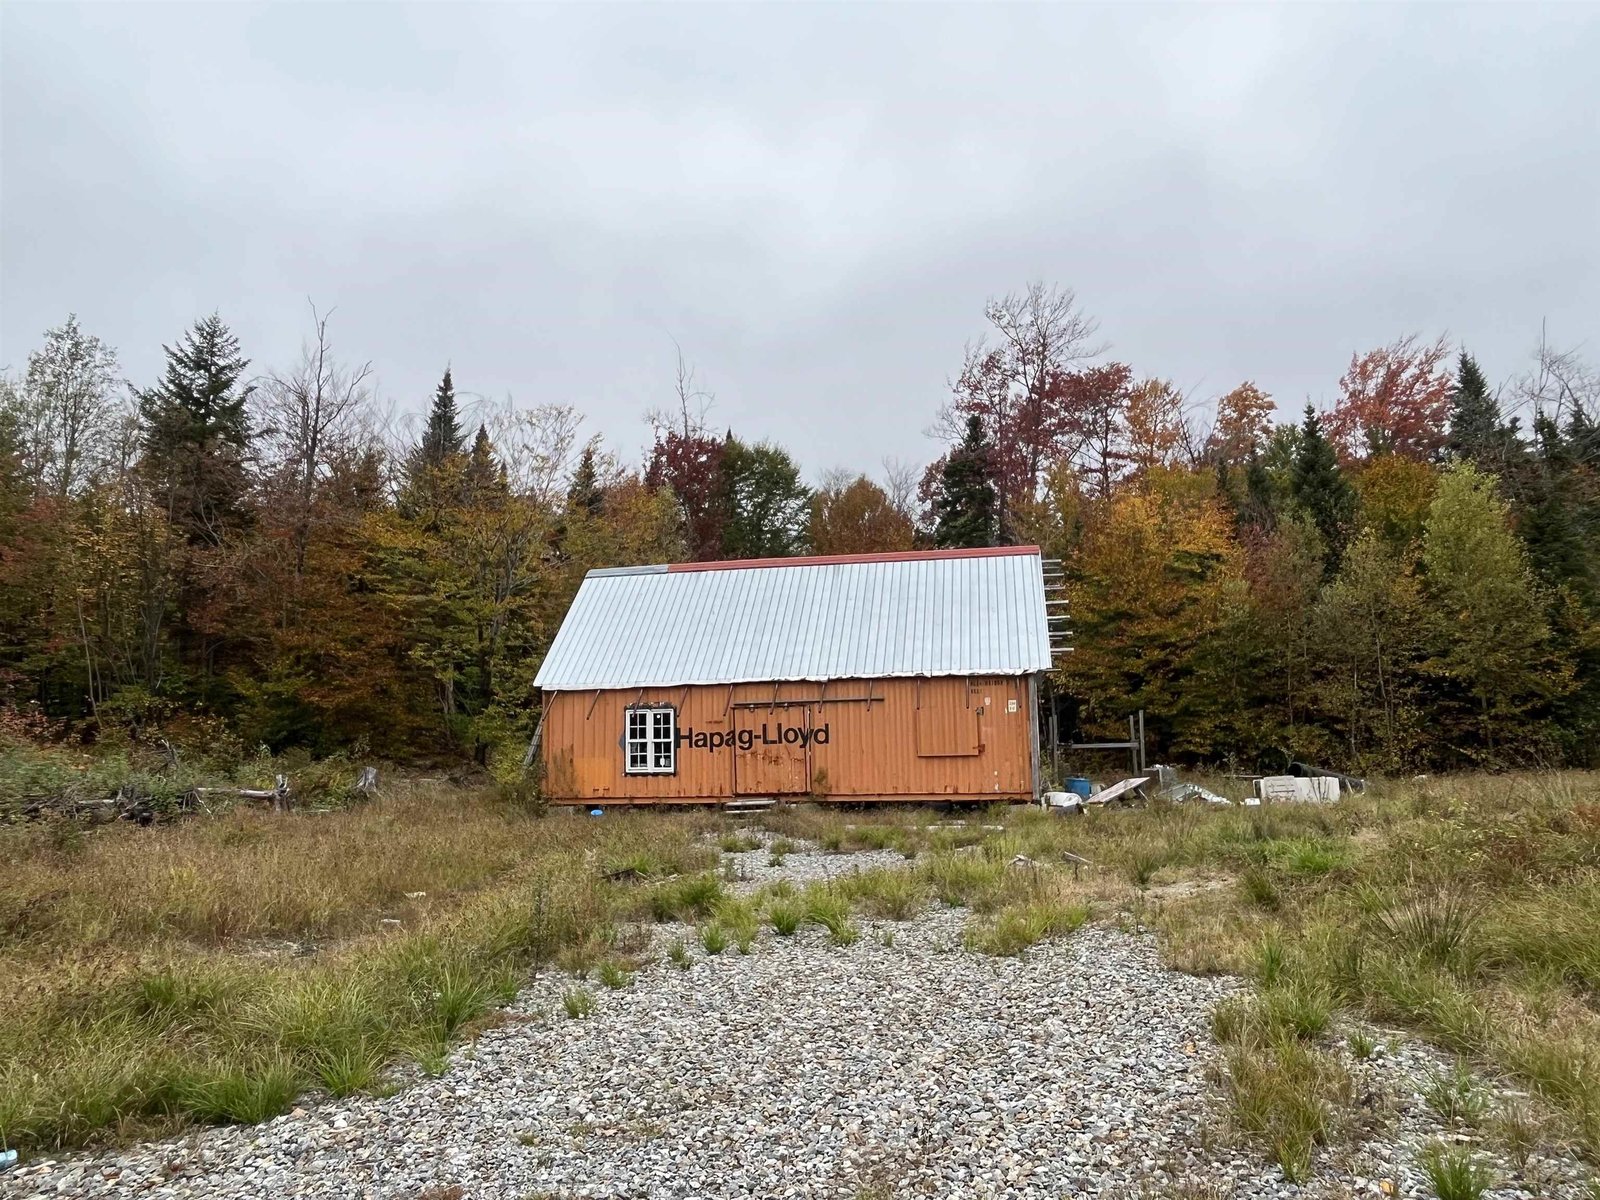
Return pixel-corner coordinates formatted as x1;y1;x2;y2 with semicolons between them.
1128;851;1165;889
963;899;1088;957
1347;1029;1377;1060
918;852;1010;910
1418;1142;1496;1200
842;869;929;921
711;896;760;954
767;837;796;867
562;988;595;1020
1376;892;1483;972
647;873;725;922
1217;1036;1351;1183
768;898;803;937
1422;1061;1490;1124
804;888;859;946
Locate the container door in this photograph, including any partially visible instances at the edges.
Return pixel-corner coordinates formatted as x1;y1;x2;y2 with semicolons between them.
733;708;811;795
915;681;982;757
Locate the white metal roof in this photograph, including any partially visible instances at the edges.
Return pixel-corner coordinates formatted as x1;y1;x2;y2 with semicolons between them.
535;547;1052;691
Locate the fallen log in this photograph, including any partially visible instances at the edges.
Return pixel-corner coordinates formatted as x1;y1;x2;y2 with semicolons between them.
191;773;292;811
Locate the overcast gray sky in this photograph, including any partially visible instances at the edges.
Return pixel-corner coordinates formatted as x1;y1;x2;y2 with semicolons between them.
3;2;1597;479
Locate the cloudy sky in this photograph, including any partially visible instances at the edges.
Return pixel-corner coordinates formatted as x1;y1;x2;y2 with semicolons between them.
3;2;1597;478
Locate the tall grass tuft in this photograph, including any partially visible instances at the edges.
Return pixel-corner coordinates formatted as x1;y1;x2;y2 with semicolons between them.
1422;1061;1490;1124
804;888;859;946
648;874;725;922
1376;892;1483;972
1218;1038;1350;1182
843;869;929;921
1418;1142;1495;1200
768;898;803;937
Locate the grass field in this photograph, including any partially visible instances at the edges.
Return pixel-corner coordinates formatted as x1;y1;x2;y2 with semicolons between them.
2;762;1598;1185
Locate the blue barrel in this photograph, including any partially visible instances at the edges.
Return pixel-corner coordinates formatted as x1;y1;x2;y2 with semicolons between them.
1066;777;1092;798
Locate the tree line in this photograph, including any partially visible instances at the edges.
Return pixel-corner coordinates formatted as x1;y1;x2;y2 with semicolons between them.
2;288;1596;772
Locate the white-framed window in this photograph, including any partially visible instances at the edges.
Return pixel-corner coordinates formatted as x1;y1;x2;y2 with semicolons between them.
624;706;677;775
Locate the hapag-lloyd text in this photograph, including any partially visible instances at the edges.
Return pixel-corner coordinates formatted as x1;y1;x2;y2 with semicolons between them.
677;723;831;752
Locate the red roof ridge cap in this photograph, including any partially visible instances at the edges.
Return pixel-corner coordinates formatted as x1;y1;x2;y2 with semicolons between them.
667;545;1042;573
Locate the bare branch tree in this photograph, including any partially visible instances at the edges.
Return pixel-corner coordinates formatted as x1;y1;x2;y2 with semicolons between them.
262;301;373;576
880;455;920;521
931;283;1107;536
487;399;586;507
984;282;1106;410
18;315;123;498
1516;323;1598;434
645;341;715;440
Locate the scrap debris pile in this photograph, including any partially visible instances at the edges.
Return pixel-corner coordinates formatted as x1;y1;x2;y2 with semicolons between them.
1042;762;1364;813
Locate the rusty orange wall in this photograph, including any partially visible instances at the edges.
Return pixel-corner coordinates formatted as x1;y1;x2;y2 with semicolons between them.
541;676;1034;805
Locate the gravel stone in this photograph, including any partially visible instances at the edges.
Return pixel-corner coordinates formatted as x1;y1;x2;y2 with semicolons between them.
5;848;1594;1199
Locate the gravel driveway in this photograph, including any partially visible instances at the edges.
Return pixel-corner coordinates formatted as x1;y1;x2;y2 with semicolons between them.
5;846;1593;1200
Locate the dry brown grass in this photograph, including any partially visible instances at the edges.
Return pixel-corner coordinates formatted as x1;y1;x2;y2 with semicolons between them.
1;783;540;948
0;785;721;1152
7;770;1598;1169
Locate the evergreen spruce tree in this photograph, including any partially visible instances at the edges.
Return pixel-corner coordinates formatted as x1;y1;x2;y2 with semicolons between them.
1519;413;1598;605
566;445;604;516
933;414;998;549
419;367;464;467
1568;407;1600;468
138;313;253;543
1289;405;1356;575
1447;351;1502;465
463;423;507;506
1239;453;1277;532
400;367;468;521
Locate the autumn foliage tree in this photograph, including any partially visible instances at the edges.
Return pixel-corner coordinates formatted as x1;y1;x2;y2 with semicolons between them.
1325;333;1453;462
2;296;1597;774
934;284;1103;536
1207;382;1276;464
810;474;914;555
645;428;727;561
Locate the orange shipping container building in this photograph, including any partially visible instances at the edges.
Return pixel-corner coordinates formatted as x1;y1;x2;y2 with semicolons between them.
533;546;1057;806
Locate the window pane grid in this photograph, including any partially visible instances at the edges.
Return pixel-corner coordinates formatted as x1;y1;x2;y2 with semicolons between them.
624;706;676;775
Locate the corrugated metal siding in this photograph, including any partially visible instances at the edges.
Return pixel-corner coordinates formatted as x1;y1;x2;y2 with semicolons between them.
535;549;1051;690
541;677;1033;804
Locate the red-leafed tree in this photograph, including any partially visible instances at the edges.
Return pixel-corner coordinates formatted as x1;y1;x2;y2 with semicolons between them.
1325;334;1453;463
933;284;1104;537
1064;362;1137;499
643;349;731;561
645;429;726;561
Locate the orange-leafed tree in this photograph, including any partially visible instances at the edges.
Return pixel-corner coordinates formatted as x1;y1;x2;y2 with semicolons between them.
810;474;915;556
1124;378;1191;478
1207;382;1276;463
1325;334;1453;463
